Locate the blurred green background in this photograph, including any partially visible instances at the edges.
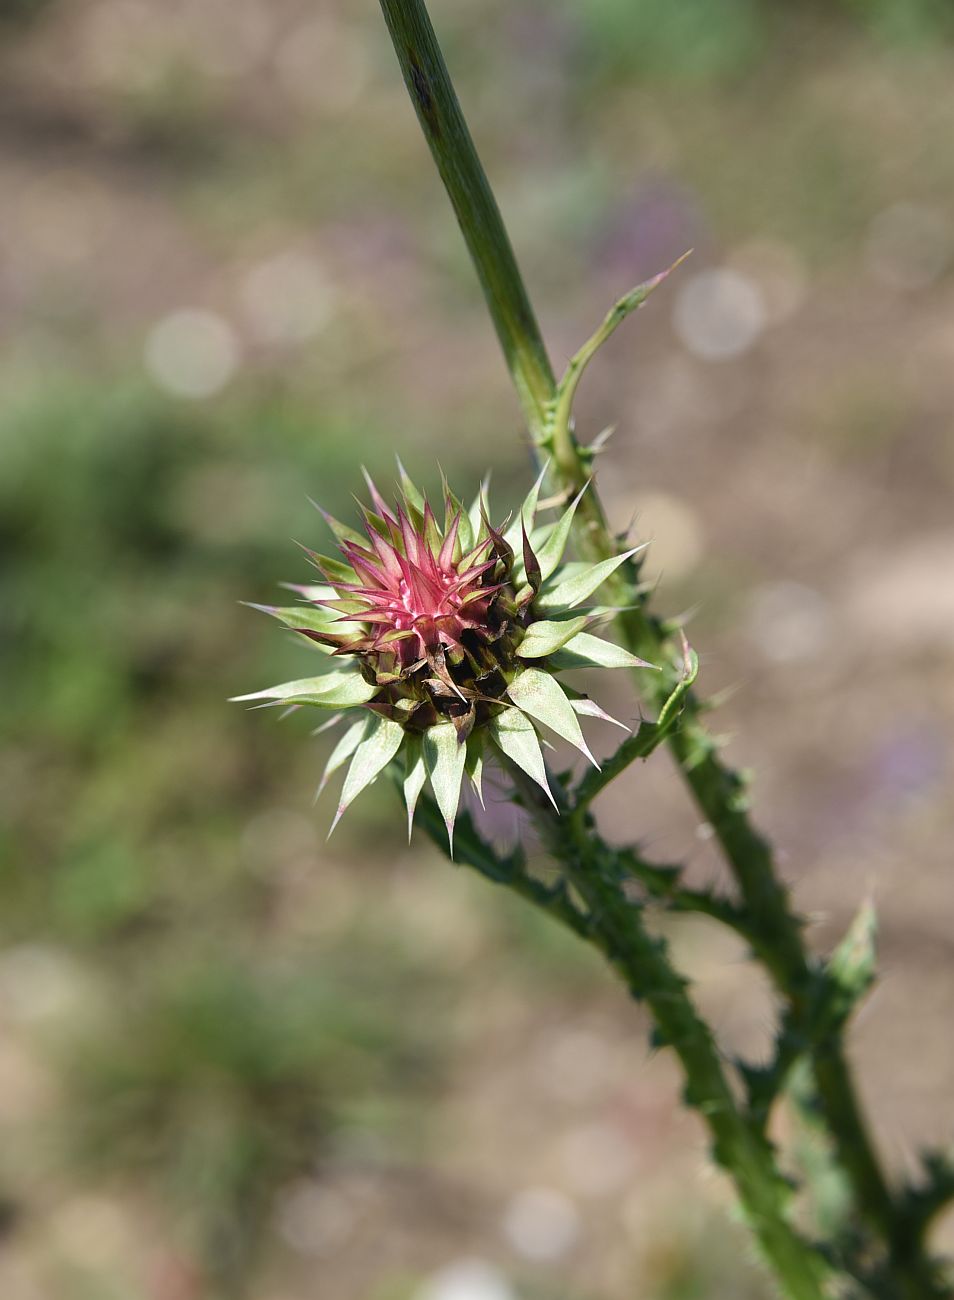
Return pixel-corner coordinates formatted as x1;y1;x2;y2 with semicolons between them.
2;2;954;1298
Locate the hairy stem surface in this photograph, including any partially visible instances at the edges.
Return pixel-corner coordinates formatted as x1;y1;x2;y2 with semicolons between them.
503;763;830;1299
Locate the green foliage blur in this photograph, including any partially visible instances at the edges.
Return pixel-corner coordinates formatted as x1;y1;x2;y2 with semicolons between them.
0;377;447;1284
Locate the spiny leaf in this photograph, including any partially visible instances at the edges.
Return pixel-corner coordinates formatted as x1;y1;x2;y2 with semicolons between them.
536;546;645;611
656;638;699;731
423;722;468;853
570;697;630;731
534;482;589;582
503;460;549;551
507;668;598;767
395;456;426;516
244;604;343;637
516;616;590;659
317;717;368;797
465;737;485;808
588;424;616;455
550;631;654;671
311;711;344;736
521;524;542;597
422;499;442;556
440;470;473;555
402;733;428;842
361;467;398;523
312;553;358;585
231;672;377;708
552;254;691;446
490;707;556;808
313;502;366;547
280;582;338;603
468;475;490;543
822;899;878;1029
330;714;405;834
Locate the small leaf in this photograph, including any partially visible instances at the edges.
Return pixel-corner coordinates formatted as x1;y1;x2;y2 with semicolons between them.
422;499;442;556
516;616;590;659
570;697;630;731
552;254;691;446
318;717;368;797
314;503;365;547
465;737;485;808
313;553;358;585
534;483;589;582
330;714;405;834
318;598;373;623
231;672;378;708
423;722;468;853
503;460;548;551
402;734;428;842
396;457;426;515
656;637;699;731
507;668;598;767
468;477;490;543
456;510;475;555
361;467;399;520
521;524;542;595
355;503;389;538
245;604;342;637
311;711;344;736
489;707;556;808
442;476;474;555
823;899;878;1028
550;632;654;671
536;546;645;611
280;582;338;602
588;424;616;455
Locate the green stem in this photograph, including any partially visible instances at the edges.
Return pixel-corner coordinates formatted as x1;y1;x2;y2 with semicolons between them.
375;2;949;1295
574;637;697;807
502;761;829;1300
377;0;554;440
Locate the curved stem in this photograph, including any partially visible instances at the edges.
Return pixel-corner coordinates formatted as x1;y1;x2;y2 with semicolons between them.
374;3;949;1296
500;761;829;1300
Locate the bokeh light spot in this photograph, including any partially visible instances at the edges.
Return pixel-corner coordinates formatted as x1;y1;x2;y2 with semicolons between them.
145;308;239;398
673;267;766;361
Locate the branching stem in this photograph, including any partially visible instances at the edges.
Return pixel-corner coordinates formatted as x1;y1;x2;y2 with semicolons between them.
375;2;951;1296
498;761;829;1299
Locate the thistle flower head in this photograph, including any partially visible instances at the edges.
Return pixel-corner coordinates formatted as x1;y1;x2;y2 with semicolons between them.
234;464;651;849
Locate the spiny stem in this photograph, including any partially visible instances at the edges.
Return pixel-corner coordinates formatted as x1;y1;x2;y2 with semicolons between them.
501;760;830;1300
376;2;949;1295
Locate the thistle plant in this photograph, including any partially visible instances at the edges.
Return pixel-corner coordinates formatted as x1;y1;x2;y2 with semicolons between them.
236;3;954;1297
235;468;649;848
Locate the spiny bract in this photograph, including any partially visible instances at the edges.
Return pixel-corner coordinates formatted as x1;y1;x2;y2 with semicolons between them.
234;464;652;849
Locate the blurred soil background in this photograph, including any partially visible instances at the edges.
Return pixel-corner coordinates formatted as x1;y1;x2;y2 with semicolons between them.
1;1;954;1298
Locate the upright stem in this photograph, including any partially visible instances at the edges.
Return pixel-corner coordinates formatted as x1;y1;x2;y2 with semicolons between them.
375;3;947;1296
378;0;555;438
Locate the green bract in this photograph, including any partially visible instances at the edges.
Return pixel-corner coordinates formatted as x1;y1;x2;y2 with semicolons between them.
233;467;653;850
